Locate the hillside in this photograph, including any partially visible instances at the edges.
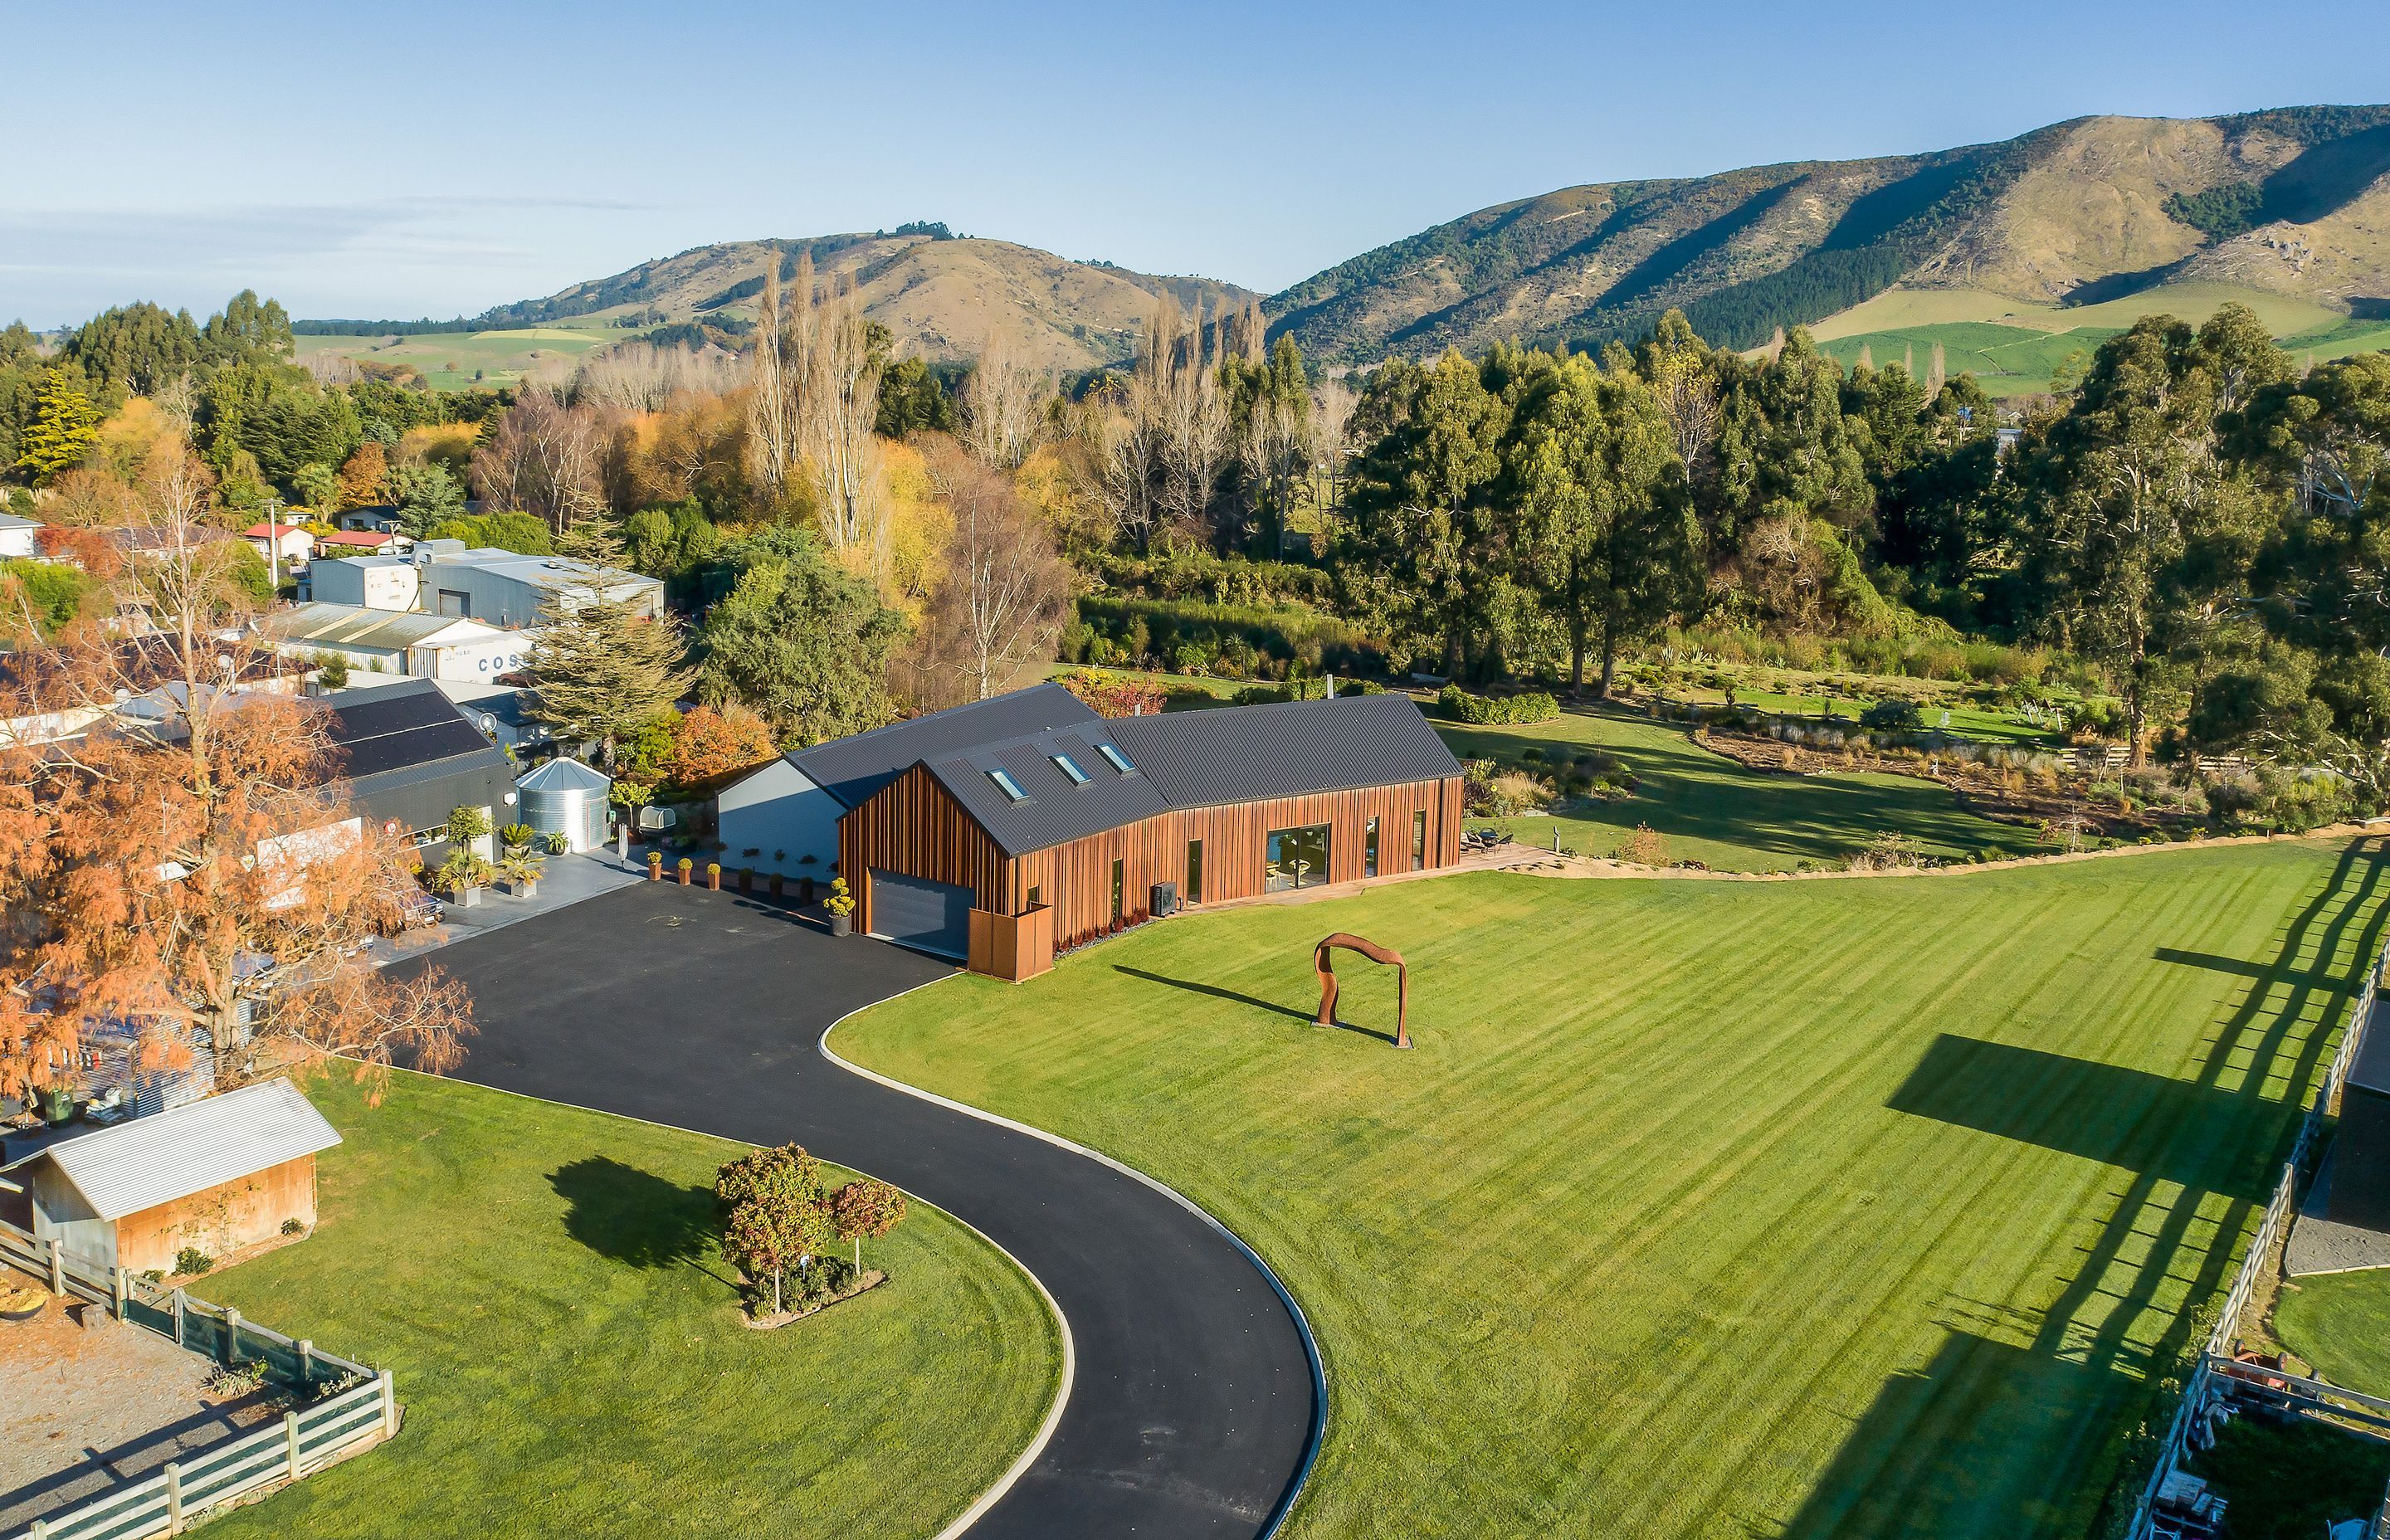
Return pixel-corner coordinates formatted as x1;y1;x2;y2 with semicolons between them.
1268;105;2390;365
486;230;1256;374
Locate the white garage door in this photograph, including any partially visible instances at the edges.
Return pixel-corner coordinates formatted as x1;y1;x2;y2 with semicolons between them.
868;870;973;958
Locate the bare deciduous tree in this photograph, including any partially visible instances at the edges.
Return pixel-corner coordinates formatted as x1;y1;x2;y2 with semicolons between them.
575;340;742;413
470;386;610;534
800;270;889;571
748;262;801;503
959;339;1046;470
905;444;1071;707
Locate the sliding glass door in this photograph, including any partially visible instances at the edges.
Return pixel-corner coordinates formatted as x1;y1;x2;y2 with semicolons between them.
1265;823;1330;892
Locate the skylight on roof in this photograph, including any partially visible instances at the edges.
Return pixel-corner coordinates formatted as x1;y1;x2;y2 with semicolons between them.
988;768;1028;802
1097;743;1135;774
1051;753;1089;785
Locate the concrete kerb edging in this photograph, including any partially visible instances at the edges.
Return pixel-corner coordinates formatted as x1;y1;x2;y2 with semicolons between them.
373;1049;1076;1540
820;979;1330;1540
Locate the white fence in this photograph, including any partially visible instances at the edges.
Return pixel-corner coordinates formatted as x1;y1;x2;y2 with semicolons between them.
0;1216;398;1539
2128;943;2390;1538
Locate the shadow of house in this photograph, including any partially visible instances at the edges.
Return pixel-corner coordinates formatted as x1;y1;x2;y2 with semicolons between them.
549;1157;715;1270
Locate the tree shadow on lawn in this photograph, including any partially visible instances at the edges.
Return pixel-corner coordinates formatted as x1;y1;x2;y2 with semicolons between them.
1773;840;2390;1536
549;1157;734;1288
1110;966;1402;1045
1441;708;2033;864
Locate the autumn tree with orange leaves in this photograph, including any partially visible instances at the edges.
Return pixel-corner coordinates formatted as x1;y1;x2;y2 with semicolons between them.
0;447;473;1105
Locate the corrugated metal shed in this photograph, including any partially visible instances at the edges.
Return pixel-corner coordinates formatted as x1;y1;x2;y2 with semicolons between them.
790;682;1101;809
5;1079;340;1221
1107;693;1462;810
271;602;489;651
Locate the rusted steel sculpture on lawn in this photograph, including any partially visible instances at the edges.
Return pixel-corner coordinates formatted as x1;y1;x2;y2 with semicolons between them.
1314;933;1412;1049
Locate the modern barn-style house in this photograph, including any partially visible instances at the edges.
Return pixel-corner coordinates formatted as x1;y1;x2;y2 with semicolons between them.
723;682;1466;978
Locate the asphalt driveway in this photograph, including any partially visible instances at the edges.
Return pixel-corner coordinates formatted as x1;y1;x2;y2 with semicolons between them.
389;880;1316;1539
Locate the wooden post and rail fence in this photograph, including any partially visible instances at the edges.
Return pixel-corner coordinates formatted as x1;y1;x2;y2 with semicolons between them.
0;1215;398;1540
2126;941;2390;1539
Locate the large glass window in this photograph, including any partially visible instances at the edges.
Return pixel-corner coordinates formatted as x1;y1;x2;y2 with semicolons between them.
1265;823;1330;892
1364;816;1380;879
1185;839;1203;904
1110;858;1124;922
1412;809;1428;870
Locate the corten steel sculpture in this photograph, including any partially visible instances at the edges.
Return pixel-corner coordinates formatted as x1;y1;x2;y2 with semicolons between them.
1314;933;1412;1049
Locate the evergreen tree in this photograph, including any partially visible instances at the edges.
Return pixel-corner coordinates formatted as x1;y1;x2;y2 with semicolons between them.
694;524;905;746
526;587;693;772
1507;355;1703;695
13;369;102;485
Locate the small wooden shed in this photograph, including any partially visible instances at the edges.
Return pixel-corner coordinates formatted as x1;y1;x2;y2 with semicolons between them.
1;1079;341;1274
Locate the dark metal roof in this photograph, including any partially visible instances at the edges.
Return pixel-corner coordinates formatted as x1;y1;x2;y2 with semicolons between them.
1107;693;1463;811
318;680;510;784
788;682;1101;810
861;690;1461;858
924;726;1172;857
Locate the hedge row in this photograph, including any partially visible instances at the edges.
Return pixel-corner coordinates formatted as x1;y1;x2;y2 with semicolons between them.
1437;685;1560;725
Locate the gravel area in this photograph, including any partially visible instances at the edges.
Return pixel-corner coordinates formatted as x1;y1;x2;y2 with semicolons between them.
0;1287;277;1533
2287;1151;2390;1278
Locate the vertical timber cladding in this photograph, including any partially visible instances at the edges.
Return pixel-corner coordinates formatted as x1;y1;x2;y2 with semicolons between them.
841;765;1464;953
837;763;1011;938
1014;777;1463;948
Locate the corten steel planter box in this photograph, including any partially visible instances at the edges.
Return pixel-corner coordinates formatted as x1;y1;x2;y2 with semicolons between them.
677;867;691;886
770;874;784;897
800;876;817;904
648;861;663;881
738;869;754;893
706;870;720;891
828;913;852;937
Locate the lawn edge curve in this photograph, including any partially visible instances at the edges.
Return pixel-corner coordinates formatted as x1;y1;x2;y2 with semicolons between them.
820;982;1330;1539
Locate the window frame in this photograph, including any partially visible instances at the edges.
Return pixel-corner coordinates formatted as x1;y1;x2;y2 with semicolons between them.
988;767;1028;802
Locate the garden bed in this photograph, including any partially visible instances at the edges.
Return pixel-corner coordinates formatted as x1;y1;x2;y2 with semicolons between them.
743;1269;885;1329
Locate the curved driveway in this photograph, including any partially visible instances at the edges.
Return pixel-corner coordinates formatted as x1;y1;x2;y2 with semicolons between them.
391;879;1318;1538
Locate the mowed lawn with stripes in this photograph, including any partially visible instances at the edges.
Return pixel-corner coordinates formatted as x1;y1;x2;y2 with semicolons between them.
835;839;2390;1538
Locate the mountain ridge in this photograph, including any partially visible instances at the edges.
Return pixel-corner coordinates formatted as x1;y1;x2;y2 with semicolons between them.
1262;104;2390;363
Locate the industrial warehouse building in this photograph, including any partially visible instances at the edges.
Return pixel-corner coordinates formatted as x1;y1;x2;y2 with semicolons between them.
723;682;1464;976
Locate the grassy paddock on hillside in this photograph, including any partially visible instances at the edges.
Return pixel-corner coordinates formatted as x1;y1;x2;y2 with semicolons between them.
1437;704;2042;869
837;839;2390;1539
198;1073;1060;1540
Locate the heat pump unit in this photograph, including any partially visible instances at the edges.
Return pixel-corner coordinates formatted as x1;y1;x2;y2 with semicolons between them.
1150;880;1178;917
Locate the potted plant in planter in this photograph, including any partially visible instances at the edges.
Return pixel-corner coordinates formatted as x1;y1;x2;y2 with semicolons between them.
499;849;546;899
738;867;754;893
544;831;569;855
434;848;493;908
677;856;694;887
705;861;722;891
769;870;784;898
824;878;856;937
648;850;664;881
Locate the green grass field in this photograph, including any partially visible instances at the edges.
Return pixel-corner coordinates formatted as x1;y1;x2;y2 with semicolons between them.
295;321;627;391
1436;704;2044;868
835;838;2388;1538
198;1073;1060;1539
2273;1266;2390;1393
1806;283;2389;397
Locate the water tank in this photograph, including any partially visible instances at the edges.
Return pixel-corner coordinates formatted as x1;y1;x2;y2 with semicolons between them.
515;757;612;853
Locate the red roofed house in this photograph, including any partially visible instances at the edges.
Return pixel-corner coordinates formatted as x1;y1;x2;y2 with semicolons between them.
311;529;412;556
242;522;317;568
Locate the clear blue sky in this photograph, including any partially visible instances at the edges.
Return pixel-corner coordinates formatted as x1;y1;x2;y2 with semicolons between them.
7;0;2388;328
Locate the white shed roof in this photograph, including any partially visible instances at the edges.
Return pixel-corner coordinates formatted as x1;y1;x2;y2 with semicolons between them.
11;1079;341;1220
